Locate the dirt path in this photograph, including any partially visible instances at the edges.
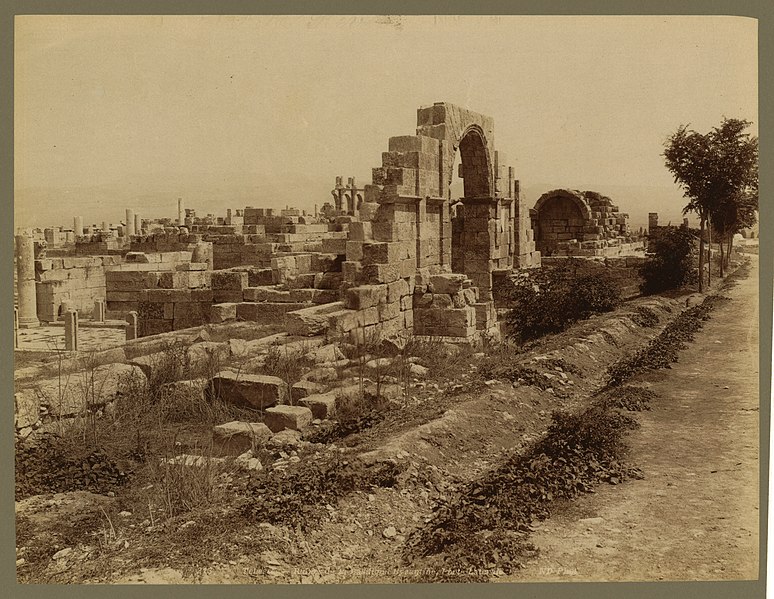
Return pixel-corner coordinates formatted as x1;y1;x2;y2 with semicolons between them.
505;258;760;582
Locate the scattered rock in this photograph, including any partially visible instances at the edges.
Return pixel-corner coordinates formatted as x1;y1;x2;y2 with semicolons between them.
267;429;304;448
382;526;397;539
409;364;429;377
52;548;73;560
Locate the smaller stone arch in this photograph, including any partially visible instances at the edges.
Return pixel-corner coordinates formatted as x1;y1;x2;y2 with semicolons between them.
533;189;593;221
532;189;593;255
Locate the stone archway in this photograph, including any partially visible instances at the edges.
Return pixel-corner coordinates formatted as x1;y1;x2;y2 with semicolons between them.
457;126;493;199
533;190;592;255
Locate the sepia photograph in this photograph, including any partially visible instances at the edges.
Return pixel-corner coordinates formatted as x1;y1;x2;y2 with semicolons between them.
11;11;763;590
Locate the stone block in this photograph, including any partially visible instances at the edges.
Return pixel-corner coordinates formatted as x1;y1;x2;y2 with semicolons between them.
243;287;292;302
210;271;248;291
211;302;238;323
387;134;438;154
208;371;285;409
345;284;388;310
263;405;313;433
348;221;372;241
212;421;273;455
378;301;401;322
430;273;470;295
328;309;359;333
285;302;346;336
363;263;401;284
235;302;309;323
299;393;337;420
139;318;174;337
321;238;347;254
291;380;324;401
33;363;146;417
346;241;364;262
15;389;40;429
362;242;404;265
359;306;379;327
387;278;410;303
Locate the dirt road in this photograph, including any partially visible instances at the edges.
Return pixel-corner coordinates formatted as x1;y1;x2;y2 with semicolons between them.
506;258;760;582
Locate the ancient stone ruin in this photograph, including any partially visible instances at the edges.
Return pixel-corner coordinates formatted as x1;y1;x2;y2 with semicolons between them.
12;102;654;446
531;189;642;257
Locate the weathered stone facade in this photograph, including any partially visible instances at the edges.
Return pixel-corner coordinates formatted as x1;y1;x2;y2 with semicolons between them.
531;189;642;257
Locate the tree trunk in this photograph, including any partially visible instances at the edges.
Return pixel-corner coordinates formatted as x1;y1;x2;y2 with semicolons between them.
718;238;725;278
698;215;706;293
727;234;734;266
707;214;712;287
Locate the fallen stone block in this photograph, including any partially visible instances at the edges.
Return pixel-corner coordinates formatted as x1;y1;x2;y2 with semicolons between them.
291;380;324;401
234;451;264;471
208;371;285;409
267;429;304;448
32;363;147;417
130;351;187;383
15;390;40;429
161;454;227;468
299;393;337;420
212;421;273;455
186;342;231;376
302;367;339;383
309;344;345;364
263;405;314;433
160;378;208;401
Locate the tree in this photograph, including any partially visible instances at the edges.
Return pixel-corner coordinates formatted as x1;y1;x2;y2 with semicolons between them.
711;191;757;276
640;227;697;294
663;118;758;290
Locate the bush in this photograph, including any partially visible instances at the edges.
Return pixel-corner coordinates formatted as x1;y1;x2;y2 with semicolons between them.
402;401;642;581
241;451;402;529
504;259;621;342
641;227;697;294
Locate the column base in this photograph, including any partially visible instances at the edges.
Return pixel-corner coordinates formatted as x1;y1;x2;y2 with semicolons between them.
17;317;40;329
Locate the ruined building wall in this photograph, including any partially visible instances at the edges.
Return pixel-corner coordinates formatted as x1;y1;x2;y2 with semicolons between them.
35;256;124;322
532;189;642;257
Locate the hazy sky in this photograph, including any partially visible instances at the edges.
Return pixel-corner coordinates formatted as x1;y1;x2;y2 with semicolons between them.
14;15;758;227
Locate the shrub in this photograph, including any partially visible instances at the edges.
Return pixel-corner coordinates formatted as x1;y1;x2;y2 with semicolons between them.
241;451;402;529
504;259;621;342
15;433;129;500
402;401;641;581
641;227;697;294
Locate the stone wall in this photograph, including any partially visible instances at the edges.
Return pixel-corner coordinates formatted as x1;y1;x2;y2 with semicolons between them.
35;256;124;322
532;189;642;257
104;251;201;319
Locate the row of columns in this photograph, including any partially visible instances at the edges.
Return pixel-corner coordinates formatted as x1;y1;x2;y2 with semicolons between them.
72;210;143;238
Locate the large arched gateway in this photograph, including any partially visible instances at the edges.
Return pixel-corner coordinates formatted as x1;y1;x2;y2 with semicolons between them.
336;102;541;343
356;102;540;297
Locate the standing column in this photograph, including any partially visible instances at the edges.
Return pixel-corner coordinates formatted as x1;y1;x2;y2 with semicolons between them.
64;309;78;351
126;209;135;236
177;198;184;225
15;235;39;328
93;299;106;322
134;213;141;235
126;311;138;341
102;221;109;232
73;216;83;236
